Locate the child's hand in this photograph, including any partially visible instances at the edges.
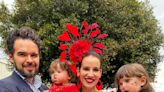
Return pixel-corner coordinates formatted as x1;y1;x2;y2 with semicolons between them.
44;90;49;92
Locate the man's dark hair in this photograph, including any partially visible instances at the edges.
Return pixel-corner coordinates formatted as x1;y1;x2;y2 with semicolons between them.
6;27;40;54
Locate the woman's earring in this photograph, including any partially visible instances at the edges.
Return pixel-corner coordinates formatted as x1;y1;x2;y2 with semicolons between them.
96;80;103;90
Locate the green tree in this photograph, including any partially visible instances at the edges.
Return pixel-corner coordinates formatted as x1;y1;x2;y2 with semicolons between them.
0;0;163;87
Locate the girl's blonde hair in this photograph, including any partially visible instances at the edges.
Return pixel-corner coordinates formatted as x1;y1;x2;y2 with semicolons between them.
114;63;154;92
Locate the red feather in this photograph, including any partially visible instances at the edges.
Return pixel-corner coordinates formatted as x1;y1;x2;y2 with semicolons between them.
94;48;103;54
66;23;72;31
94;43;105;49
91;23;98;29
66;23;79;37
82;21;89;28
59;51;67;61
71;26;79;37
82;28;89;35
58;31;71;41
90;28;101;37
69;64;77;76
98;33;108;39
59;43;68;50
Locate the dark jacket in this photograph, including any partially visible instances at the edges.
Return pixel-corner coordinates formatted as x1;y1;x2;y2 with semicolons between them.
0;71;48;92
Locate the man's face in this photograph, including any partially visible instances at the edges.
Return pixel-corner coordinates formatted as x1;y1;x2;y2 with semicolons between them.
10;39;40;78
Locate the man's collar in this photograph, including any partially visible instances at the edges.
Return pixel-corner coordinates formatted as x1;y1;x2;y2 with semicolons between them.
14;68;26;80
14;68;42;89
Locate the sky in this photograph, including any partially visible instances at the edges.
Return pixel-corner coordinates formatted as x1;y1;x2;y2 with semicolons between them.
0;0;164;91
149;0;164;92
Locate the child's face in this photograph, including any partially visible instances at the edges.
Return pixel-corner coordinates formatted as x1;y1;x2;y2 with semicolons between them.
77;55;102;89
118;76;146;92
51;64;70;85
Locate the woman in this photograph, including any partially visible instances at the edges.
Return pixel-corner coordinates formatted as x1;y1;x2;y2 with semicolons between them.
57;21;108;92
77;51;103;92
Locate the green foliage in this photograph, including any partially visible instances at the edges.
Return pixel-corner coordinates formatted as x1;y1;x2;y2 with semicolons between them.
0;0;163;87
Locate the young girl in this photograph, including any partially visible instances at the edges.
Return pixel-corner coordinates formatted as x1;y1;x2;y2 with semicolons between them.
114;63;154;92
48;59;79;92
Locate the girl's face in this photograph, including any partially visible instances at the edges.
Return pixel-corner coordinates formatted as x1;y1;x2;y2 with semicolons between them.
118;76;146;92
51;64;70;85
78;55;102;89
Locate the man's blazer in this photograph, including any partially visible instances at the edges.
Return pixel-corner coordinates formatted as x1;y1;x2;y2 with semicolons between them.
0;71;48;92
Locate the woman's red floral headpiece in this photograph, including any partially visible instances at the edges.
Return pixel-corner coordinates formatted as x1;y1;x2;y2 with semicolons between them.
58;20;108;64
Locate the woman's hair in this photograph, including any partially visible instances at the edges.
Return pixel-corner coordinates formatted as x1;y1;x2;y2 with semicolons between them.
77;50;101;68
49;59;76;83
114;63;154;92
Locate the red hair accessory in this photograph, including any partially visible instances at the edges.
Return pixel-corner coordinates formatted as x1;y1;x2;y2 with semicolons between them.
58;20;108;63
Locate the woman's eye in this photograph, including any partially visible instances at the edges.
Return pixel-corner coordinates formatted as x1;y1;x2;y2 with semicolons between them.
93;68;99;72
83;67;89;71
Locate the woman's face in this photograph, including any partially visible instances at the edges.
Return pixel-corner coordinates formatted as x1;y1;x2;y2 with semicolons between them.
78;55;102;89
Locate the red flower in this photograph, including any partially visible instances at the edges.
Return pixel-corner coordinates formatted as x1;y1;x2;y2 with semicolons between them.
59;43;68;50
58;31;71;41
69;40;92;63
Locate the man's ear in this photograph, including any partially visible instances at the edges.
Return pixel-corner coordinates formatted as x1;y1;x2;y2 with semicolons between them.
140;76;147;86
8;53;14;64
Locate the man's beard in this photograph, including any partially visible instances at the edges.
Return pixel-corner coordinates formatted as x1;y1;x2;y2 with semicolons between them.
14;63;39;78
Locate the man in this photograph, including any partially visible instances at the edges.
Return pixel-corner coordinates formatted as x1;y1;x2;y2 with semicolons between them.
0;27;48;92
